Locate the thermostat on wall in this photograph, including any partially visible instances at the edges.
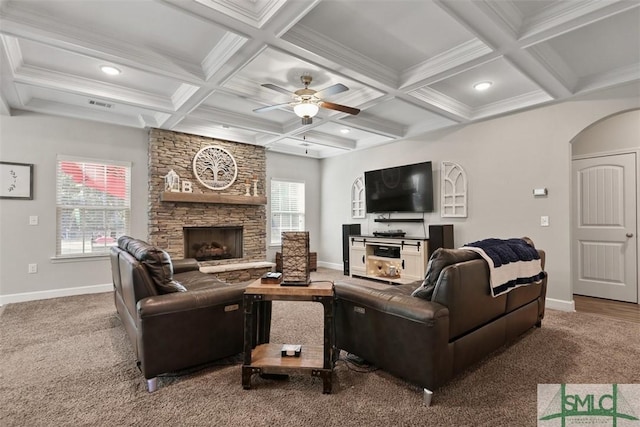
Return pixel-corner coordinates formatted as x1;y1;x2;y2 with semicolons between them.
533;188;548;197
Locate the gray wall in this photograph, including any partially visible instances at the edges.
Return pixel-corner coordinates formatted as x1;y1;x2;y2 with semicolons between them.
1;95;637;307
0;111;148;303
319;96;640;310
572;109;640;156
265;151;321;262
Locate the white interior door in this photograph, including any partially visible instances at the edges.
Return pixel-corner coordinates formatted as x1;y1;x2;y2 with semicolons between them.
572;153;638;303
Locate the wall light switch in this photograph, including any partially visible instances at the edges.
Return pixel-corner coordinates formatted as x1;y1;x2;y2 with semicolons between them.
28;263;38;274
540;216;550;227
29;215;39;225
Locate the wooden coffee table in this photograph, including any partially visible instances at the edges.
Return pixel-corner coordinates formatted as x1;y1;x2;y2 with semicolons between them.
241;278;335;393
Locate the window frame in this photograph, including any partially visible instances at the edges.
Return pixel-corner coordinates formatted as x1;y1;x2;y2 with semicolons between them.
270;178;305;246
55;155;131;259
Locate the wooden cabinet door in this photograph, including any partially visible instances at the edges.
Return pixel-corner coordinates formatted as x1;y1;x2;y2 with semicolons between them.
350;244;366;276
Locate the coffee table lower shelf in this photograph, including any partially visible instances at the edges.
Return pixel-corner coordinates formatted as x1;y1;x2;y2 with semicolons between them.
242;343;333;393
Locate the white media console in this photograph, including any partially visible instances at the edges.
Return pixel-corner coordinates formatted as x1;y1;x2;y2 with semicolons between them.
349;236;429;284
347;225;453;284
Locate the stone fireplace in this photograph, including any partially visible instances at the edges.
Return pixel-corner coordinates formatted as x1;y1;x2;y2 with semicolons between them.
184;226;243;261
147;128;271;282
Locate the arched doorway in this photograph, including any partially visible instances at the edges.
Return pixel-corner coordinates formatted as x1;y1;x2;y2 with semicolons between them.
571;110;639;303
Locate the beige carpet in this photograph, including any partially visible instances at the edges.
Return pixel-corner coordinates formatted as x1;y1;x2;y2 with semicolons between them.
1;269;639;426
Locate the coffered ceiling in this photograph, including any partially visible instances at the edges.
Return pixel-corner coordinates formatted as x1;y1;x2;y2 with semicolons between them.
1;0;639;158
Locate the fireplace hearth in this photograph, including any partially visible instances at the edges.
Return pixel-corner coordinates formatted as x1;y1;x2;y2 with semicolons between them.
184;226;243;261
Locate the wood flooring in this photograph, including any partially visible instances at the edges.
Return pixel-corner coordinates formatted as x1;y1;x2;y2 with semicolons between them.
574;294;640;324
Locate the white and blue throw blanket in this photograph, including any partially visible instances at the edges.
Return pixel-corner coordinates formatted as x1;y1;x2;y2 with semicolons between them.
462;238;545;297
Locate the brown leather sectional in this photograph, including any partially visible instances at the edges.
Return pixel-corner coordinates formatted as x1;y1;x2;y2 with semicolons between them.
110;236;247;392
110;235;547;396
334;247;547;394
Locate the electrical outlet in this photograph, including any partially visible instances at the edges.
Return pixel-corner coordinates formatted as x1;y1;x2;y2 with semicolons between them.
28;263;38;274
29;215;39;225
540;216;550;227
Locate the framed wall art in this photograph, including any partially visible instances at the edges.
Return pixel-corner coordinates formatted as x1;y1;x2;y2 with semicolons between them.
1;161;34;200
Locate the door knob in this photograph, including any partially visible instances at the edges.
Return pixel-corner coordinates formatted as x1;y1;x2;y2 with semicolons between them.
626;233;634;238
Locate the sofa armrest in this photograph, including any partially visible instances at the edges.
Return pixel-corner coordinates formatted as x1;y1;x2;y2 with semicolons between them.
135;282;247;379
137;283;246;317
172;258;200;274
334;281;448;324
334;281;452;390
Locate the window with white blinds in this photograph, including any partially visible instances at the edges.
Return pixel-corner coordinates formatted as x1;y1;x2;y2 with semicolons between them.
270;179;305;245
56;156;131;256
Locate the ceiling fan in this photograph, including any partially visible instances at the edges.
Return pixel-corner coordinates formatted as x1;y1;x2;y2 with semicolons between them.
253;75;360;125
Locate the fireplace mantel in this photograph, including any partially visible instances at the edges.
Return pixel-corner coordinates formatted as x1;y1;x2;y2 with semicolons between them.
160;191;267;205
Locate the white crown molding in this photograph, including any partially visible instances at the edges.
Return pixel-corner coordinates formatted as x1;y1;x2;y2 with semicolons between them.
14;65;177;112
401;39;494;89
477;0;523;38
222;73;269;98
575;63;640;94
171;116;261;144
471;89;552;120
195;0;288;29
22;97;147;128
0;6;207;83
300;131;356;151
282;24;399;89
0;35;23;75
171;83;202;110
519;0;640;45
201;32;248;80
190;104;284;134
339;115;406;139
405;115;459;138
408;87;473;120
266;142;322;158
526;44;577;93
522;0;622;39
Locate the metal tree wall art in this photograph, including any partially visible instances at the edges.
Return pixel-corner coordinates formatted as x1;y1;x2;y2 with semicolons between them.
192;146;238;190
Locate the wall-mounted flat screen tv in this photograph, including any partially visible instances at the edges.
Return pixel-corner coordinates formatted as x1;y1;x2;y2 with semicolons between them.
364;161;434;213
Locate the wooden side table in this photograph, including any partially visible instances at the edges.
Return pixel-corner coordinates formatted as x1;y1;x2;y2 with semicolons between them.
242;278;335;393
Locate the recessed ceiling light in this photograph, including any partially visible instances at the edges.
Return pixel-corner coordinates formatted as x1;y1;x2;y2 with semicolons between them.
100;65;121;76
340;128;350;134
474;81;492;91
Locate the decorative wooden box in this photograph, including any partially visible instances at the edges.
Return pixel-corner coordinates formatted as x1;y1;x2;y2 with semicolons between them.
281;232;310;285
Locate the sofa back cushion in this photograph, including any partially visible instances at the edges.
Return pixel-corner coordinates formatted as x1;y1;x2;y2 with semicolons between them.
432;259;508;341
118;236;187;294
411;248;480;300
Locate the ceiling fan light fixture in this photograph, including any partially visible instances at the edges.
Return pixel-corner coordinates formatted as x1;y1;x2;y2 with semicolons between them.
293;102;319;119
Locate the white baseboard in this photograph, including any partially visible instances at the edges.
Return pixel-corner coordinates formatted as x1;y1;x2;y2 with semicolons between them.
545;297;575;312
317;261;342;271
0;283;113;306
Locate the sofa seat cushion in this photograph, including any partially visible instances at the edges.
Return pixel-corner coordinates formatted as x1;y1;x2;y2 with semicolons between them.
175;270;231;291
412;248;480;300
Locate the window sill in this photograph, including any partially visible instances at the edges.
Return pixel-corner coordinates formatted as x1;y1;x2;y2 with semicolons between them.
51;254;110;263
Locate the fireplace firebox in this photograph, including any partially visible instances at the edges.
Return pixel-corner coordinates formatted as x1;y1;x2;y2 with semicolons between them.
183;226;243;261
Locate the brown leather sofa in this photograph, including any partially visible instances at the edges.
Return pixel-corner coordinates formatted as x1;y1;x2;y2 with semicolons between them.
110;236;247;392
334;245;547;396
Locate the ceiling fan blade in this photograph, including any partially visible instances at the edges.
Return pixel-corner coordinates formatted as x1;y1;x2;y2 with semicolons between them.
320;101;360;115
261;83;294;96
253;103;290;113
315;83;348;98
